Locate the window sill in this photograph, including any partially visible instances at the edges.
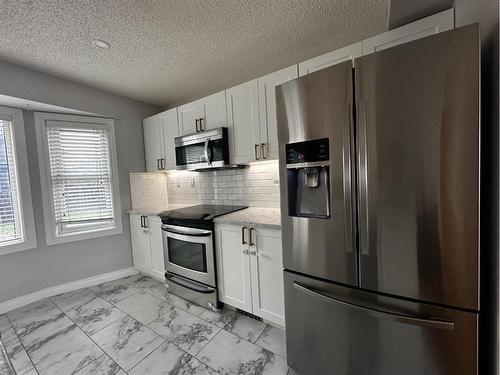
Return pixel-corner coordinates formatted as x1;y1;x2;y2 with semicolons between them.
45;224;123;246
0;238;37;256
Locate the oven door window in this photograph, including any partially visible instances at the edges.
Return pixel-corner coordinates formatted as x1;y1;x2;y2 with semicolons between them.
167;237;207;273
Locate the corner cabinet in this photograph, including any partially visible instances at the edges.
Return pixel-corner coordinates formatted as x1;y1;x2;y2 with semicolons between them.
226;66;298;164
257;65;298;160
215;223;285;327
143;108;179;172
362;8;454;55
298;42;362;77
178;91;227;135
130;214;165;280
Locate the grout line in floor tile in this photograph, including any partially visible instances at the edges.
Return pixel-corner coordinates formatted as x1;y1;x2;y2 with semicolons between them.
52;297;132;374
5;312;39;375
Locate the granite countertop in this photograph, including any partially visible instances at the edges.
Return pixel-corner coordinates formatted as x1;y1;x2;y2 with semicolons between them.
214;207;281;230
126;203;191;216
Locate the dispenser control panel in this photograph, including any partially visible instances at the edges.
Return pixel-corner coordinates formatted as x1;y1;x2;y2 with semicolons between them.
285;138;329;164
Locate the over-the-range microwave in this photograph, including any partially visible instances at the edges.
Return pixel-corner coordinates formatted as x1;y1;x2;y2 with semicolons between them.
174;127;230;171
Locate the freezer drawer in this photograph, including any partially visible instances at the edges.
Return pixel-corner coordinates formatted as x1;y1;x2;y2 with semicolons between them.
284;271;478;375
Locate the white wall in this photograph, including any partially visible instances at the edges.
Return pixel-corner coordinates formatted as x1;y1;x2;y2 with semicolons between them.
0;60;160;303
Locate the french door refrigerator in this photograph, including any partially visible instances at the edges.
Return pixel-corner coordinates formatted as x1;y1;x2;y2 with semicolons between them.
276;24;480;375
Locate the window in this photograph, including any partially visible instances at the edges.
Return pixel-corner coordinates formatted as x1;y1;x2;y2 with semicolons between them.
35;113;122;244
0;106;36;254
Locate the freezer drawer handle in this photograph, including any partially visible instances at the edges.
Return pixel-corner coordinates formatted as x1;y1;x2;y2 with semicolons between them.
293;282;454;330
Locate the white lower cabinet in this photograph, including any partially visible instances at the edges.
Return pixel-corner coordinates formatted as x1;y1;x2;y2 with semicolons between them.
130;214;165;280
215;223;285;327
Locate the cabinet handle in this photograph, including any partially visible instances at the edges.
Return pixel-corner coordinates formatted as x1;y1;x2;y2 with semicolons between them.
241;226;247;244
161;158;165;170
261;143;267;159
249;227;255;246
249;250;257;256
156;159;160;170
199;117;204;131
254;144;260;160
143;216;148;228
140;216;144;228
242;249;249;255
195;119;200;132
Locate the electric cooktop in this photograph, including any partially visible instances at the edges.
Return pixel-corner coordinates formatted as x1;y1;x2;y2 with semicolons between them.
159;204;247;224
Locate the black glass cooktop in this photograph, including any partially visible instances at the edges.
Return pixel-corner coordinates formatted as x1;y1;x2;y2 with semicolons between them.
160;204;247;223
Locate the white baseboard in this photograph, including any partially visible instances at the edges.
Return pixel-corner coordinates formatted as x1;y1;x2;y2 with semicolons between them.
0;267;138;314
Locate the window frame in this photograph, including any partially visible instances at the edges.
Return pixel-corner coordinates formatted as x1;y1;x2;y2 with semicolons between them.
35;112;122;245
0;106;36;255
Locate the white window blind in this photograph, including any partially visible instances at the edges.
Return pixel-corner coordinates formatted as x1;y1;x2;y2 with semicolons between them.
46;124;115;235
0;119;23;246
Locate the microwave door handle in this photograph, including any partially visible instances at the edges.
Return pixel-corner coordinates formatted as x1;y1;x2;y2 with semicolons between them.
204;138;212;165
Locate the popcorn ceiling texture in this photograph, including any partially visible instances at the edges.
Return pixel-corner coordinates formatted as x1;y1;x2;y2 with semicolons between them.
0;0;388;105
167;161;281;208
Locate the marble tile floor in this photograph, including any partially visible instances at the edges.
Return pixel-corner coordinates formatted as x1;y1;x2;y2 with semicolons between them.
0;273;295;375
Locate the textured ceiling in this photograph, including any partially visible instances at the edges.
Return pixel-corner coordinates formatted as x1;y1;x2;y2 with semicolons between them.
0;0;388;106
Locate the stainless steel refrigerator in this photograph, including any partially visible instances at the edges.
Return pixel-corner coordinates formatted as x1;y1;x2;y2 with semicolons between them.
276;24;480;375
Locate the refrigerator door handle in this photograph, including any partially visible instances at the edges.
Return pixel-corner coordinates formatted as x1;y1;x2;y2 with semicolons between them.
343;101;355;254
357;99;370;256
293;281;455;330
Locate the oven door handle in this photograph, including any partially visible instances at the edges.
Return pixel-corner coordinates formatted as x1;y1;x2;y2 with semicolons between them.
161;224;212;237
204;138;212;165
165;273;216;294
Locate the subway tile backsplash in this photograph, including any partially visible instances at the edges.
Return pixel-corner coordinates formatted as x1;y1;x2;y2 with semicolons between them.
129;172;169;211
130;161;281;210
166;160;281;208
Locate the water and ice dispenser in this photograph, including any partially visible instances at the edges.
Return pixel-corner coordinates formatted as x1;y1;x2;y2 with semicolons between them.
286;138;330;219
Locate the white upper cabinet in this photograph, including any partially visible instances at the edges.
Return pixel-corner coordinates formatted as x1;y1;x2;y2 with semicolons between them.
258;65;298;160
143;109;179;171
143;114;164;172
226;79;261;164
178;101;200;135
199;91;227;131
362;9;454;55
298;42;362;77
178;91;227;135
161;108;179;170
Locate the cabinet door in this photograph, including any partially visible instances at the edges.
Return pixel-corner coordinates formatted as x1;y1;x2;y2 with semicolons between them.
226;80;261;164
161;108;179;170
148;216;165;280
298;42;362;77
199;91;227;131
178;101;201;135
362;8;454;55
215;224;253;313
130;214;152;273
258;65;298;160
143;115;164;172
249;227;285;327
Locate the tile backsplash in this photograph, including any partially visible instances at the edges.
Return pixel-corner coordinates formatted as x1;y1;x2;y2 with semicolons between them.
130;172;169;211
130;160;281;210
166;160;281;208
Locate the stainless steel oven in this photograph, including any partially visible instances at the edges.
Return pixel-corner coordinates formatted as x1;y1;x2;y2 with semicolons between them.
160;204;248;311
162;224;216;287
175;127;229;170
